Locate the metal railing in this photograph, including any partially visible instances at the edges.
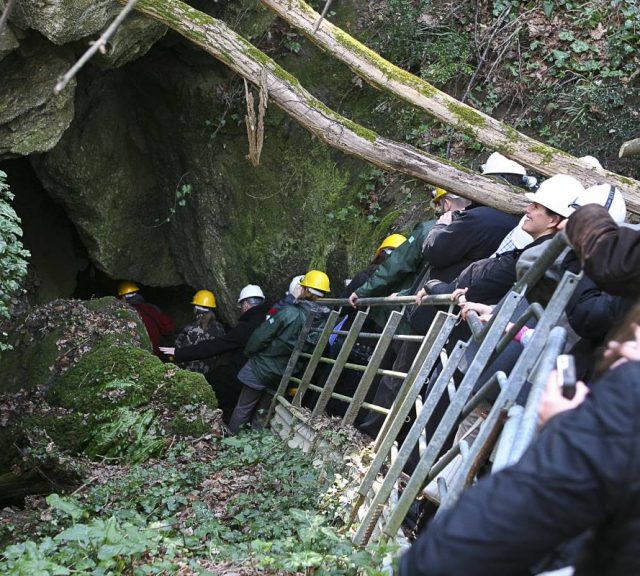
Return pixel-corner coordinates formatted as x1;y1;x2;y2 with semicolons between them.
267;232;581;545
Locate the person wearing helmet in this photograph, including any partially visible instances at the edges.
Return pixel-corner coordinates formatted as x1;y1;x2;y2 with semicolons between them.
173;290;226;377
420;174;585;307
160;285;269;421
353;188;518;438
343;233;407;298
579;155;603;170
481;151;538;190
266;275;305;317
227;270;331;434
117;281;175;356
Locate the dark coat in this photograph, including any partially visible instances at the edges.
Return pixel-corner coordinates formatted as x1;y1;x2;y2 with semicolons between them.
355;220;437;298
399;361;640;576
422;206;518;283
566;204;640;298
174;303;269;374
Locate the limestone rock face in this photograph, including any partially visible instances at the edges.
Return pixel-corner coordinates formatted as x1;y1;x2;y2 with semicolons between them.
0;38;75;158
31;71;182;286
11;0;119;45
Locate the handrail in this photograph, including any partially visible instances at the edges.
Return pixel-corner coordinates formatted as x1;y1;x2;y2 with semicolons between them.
317;294;456;307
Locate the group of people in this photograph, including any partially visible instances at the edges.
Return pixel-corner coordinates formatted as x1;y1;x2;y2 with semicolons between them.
116;271;333;434
397;192;640;576
117;149;640;575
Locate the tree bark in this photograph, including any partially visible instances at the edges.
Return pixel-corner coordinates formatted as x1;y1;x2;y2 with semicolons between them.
620;138;640;159
126;0;529;215
259;0;640;211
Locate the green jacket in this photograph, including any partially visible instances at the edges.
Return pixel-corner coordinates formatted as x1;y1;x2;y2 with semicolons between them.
244;301;323;388
355;220;436;298
354;220;436;331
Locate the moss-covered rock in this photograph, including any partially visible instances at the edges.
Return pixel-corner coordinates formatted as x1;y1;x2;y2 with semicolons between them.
49;336;215;413
0;298;220;474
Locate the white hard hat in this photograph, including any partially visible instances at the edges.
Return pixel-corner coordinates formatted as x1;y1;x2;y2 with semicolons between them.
237;284;265;303
287;275;304;296
511;216;534;249
572;184;626;224
524;174;584;218
481;152;526;176
579;155;603;170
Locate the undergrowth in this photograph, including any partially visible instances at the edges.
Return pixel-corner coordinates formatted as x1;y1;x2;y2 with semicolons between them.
0;430;391;575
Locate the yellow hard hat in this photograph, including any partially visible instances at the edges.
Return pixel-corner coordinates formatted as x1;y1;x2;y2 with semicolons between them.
299;270;331;296
192;289;216;308
375;233;407;257
117;281;140;297
431;187;448;203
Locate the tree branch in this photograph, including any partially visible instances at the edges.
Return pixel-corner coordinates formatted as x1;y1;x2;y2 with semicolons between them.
122;0;528;215
258;0;640;213
0;0;17;38
54;0;139;95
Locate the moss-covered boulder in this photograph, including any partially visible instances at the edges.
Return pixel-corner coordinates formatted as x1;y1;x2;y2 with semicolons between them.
0;298;220;476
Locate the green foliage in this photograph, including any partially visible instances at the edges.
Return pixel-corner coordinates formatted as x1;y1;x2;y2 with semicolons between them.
85;408;165;463
0;432;390;575
0;170;30;349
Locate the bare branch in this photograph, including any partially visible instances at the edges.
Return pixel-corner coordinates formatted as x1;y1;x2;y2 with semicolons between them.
54;0;139;95
313;0;333;33
0;0;17;37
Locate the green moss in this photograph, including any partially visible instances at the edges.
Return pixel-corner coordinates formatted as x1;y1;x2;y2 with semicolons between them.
0;328;61;393
505;126;520;143
49;338;161;413
446;101;486;132
156;365;215;409
307;96;377;142
169;412;210;436
23;413;87;454
528;144;555;165
49;334;216;417
333;29;437;100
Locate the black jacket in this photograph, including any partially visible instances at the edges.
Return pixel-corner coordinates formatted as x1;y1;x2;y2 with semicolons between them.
174;303;269;373
399;361;640;576
422;206;518;283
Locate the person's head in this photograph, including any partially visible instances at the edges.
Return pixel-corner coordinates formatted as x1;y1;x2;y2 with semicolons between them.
570;184;626;224
481;151;537;190
237;284;265;313
431;187;470;214
298;270;331;301
191;289;217;321
373;233;407;264
522;174;584;239
287;275;305;299
579;155;603;171
117;281;141;303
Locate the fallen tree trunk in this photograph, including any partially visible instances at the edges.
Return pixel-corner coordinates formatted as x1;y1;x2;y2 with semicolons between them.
125;0;534;214
258;0;640;212
620;138;640;159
